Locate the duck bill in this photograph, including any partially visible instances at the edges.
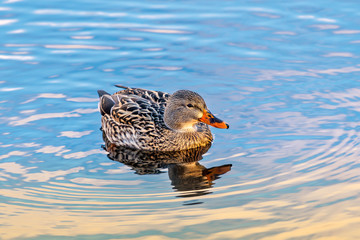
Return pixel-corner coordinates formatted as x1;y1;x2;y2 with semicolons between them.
199;109;229;129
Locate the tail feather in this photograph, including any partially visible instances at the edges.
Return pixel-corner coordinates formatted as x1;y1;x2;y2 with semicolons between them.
114;84;130;90
98;93;116;116
97;90;110;98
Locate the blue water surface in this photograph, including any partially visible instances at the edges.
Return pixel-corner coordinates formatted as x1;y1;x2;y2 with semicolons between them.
1;0;360;239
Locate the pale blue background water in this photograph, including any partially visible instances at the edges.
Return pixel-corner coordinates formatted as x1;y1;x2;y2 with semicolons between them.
1;0;360;239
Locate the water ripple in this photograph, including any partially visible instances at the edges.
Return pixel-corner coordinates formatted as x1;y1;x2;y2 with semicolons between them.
2;0;360;239
0;55;34;61
34;9;127;17
0;19;17;25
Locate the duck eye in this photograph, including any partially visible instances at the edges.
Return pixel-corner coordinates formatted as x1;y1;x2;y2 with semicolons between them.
187;104;194;108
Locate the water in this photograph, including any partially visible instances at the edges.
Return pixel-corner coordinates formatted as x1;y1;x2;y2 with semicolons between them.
1;0;360;239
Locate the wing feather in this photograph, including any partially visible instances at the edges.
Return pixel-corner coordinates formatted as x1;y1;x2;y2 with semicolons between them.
113;87;170;111
99;86;171;150
110;94;167;131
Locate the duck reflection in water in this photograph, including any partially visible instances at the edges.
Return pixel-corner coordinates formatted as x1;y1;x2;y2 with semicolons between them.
102;133;232;197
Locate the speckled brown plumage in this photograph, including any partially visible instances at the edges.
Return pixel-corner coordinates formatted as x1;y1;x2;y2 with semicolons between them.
98;85;227;151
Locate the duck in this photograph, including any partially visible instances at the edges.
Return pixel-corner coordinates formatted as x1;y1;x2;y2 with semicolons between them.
98;85;229;151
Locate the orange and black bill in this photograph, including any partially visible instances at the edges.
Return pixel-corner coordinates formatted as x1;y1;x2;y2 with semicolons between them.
199;109;229;129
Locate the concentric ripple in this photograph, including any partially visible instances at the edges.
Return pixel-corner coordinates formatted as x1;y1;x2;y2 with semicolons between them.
1;0;360;239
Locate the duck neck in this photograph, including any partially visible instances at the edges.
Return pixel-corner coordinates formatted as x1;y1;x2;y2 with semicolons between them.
165;122;198;133
163;123;213;151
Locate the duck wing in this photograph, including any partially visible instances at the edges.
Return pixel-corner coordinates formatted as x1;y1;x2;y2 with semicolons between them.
114;85;170;111
98;86;172;149
98;87;170;134
110;95;167;132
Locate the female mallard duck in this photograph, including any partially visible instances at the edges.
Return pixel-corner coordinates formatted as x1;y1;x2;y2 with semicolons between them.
98;85;229;151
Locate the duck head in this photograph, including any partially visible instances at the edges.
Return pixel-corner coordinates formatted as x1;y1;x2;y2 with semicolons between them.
164;90;229;131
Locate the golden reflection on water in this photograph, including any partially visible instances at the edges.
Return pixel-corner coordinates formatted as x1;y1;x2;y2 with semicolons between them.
2;182;360;239
2;122;360;239
3;136;360;239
